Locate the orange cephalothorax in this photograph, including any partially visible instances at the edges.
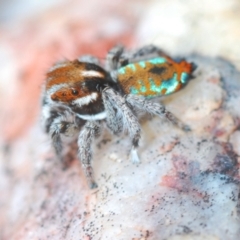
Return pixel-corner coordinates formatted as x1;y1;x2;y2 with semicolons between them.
46;60;111;103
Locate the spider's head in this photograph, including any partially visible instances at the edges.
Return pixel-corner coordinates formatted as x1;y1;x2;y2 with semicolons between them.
46;60;112;106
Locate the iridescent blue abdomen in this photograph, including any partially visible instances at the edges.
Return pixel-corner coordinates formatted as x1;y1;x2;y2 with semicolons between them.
117;56;194;98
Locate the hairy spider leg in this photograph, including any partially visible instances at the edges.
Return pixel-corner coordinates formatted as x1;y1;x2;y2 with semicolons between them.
106;45;125;71
126;94;190;131
102;87;141;164
102;90;124;134
78;121;101;189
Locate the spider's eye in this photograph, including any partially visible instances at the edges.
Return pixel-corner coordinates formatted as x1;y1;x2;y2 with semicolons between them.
71;89;79;95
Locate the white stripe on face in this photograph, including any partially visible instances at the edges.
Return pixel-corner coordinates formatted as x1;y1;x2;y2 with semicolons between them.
77;111;106;120
72;92;98;106
81;70;104;78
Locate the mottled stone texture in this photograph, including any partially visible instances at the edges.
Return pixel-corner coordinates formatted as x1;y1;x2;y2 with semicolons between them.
1;0;240;240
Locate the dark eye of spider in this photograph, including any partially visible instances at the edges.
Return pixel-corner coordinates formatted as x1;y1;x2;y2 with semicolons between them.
71;89;79;95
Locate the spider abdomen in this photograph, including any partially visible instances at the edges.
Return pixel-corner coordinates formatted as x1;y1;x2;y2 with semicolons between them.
117;56;194;98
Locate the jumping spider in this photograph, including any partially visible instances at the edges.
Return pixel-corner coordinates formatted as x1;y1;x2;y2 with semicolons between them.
41;44;196;188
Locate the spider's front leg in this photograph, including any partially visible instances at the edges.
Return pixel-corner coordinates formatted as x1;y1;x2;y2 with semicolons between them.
42;108;63;157
42;106;83;162
126;94;191;131
102;90;123;135
102;88;141;164
48;116;64;158
49;119;80;167
78;121;101;189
